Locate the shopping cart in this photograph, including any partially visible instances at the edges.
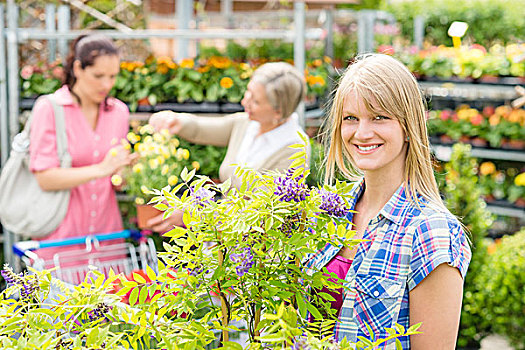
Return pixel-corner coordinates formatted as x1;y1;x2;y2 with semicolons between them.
13;230;158;285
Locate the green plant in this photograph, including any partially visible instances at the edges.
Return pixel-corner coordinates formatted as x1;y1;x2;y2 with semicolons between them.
20;62;62;98
474;228;525;349
441;143;495;348
0;139;419;349
383;0;525;47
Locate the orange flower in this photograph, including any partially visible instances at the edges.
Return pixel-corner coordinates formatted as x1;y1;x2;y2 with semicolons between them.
208;56;231;69
197;65;210;73
220;77;234;89
179;58;195;69
479;162;496;176
488;114;501;126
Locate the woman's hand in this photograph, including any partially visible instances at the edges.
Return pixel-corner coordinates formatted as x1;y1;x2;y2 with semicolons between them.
98;145;138;178
149;111;183;135
146;209;185;233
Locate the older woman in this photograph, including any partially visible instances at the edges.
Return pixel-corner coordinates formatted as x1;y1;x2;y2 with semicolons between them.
147;61;310;231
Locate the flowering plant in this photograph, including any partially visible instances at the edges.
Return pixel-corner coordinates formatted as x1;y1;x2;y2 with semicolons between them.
20;61;63;98
118;123;197;205
0;138;418;348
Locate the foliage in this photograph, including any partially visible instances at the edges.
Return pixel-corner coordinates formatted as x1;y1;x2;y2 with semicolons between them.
118;124;195;205
440;143;495;348
19;61;63;98
474;229;525;350
383;0;525;46
0;140;419;349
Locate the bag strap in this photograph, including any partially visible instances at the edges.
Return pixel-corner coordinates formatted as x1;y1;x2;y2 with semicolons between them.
45;95;71;168
22;95;71;168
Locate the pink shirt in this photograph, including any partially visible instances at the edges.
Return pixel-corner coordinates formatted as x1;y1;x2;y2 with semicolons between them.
29;86;129;263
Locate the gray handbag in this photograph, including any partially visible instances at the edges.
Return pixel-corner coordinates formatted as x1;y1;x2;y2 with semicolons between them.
0;95;71;237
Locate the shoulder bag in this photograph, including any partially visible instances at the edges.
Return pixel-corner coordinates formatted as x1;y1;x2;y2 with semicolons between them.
0;95;71;237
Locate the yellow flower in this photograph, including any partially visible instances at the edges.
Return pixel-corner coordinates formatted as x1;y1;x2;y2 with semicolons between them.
179;58;195;69
132;163;144;173
153;133;164;143
141;68;149;75
160;129;171;139
170;138;180;148
208;56;231;69
139;124;155;135
181;149;190;160
140;185;151;194
220;77;234;89
479;162;496;176
192;161;200;171
515;173;525;187
161;164;170;175
168;175;178;186
149;158;159;169
110;174;123;186
120;139;131;150
156;155;165;165
135;197;145;205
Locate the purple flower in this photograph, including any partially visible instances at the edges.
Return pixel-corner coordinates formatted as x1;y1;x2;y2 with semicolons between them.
88;302;112;322
230;247;255;277
292;337;311;350
274;168;310;203
191;187;216;206
318;188;350;217
1;265;39;299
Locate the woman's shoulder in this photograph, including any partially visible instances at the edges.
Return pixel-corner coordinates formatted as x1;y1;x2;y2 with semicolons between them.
106;97;129;114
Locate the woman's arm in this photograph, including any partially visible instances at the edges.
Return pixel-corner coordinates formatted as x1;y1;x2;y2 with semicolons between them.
409;263;464;350
149;110;239;147
35;145;136;191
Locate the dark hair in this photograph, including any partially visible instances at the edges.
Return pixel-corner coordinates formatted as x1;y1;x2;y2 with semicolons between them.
64;34;119;106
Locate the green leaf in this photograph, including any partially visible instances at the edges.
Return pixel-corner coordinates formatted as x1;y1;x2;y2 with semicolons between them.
296;291;307;318
139;286;149;304
129;287;139;306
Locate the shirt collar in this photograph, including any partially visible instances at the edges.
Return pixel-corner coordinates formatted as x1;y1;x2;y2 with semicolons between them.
346;178;413;225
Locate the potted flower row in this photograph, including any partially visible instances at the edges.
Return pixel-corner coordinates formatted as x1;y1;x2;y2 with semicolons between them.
19;55;332;112
477;162;525;208
427;105;525;150
393;43;525;82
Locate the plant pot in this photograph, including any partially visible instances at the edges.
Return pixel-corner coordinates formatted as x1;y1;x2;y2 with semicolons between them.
470;137;488;148
136;204;163;229
501;139;525;150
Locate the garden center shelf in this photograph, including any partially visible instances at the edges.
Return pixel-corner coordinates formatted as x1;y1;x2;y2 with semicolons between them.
486;202;524;220
419;81;520;103
431;143;525;163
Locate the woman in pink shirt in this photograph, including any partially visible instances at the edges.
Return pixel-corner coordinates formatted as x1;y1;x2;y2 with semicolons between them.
29;34;136;265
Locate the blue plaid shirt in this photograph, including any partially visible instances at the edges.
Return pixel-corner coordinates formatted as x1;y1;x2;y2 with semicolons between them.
304;180;471;349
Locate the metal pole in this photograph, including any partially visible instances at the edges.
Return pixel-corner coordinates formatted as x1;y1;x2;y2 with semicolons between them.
46;3;57;63
324;8;334;60
0;4;9;167
57;5;70;61
414;16;425;50
357;10;375;53
294;1;306;129
176;0;192;61
5;0;18;270
221;0;234;29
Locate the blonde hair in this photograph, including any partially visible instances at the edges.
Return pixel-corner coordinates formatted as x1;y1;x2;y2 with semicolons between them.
250;62;306;120
324;53;443;207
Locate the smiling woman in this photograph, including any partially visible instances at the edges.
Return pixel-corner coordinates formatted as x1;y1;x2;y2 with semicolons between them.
28;34;137;265
305;54;472;349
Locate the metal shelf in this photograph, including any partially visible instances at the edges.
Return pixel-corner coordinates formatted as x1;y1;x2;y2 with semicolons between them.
432;144;525;162
486;204;524;219
420;81;520;101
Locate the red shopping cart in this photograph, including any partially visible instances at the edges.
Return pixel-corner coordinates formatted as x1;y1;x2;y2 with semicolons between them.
12;230;157;285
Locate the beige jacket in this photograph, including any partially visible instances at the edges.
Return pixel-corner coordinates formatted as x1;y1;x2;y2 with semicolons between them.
176;112;310;189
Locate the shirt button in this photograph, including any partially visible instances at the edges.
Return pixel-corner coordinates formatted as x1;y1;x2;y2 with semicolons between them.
93;150;100;157
90;179;96;185
94;134;100;141
89;225;95;233
91;194;97;200
373;290;380;297
91;211;97;217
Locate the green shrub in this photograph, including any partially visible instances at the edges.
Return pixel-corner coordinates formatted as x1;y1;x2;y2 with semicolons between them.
440;143;495;348
383;0;525;46
477;229;525;349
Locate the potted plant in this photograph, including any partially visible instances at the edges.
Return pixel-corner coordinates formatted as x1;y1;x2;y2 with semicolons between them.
117;124;196;228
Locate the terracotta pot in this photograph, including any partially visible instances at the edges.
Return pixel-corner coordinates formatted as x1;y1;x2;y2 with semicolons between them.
136;204;163;229
470;137;488;148
514;198;525;208
439;134;454;144
501;139;525;150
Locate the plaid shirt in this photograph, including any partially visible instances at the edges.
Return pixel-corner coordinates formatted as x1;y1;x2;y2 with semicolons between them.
304;180;471;349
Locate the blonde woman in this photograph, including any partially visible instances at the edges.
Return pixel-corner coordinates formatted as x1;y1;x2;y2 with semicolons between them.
147;61;310;231
305;54;471;349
